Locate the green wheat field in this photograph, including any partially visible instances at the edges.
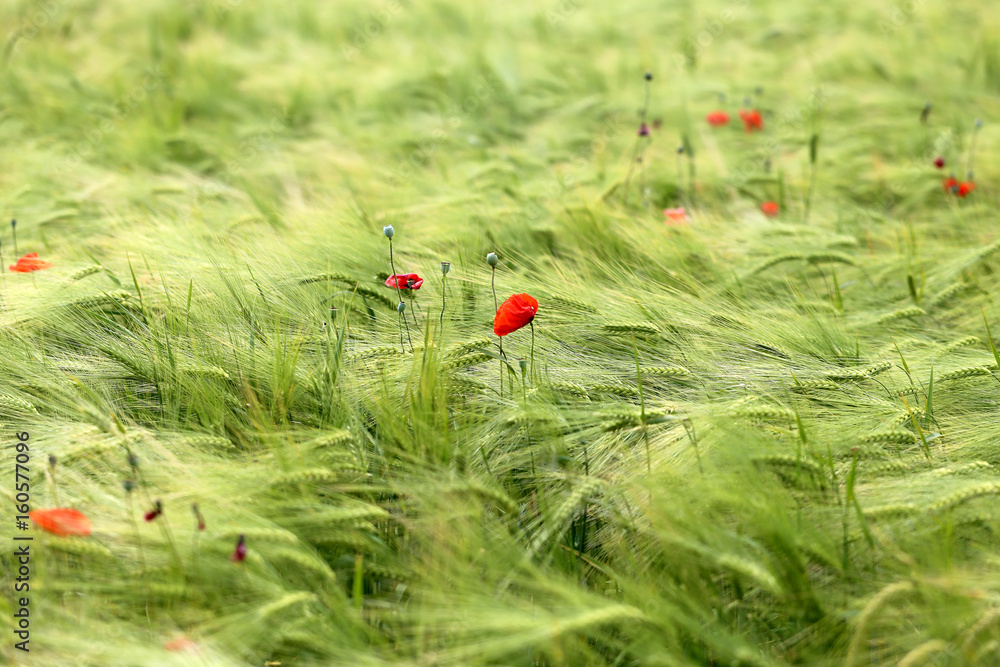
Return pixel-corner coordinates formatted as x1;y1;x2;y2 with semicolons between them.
2;0;1000;664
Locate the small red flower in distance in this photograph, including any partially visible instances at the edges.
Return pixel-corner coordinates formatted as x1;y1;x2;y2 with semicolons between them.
9;253;53;273
739;109;763;132
494;293;539;337
28;508;91;536
638;123;650;137
958;181;976;197
760;201;779;217
663;207;689;224
385;273;423;290
933;157;945;169
164;636;198;653
943;177;959;193
706;111;730;127
231;534;247;563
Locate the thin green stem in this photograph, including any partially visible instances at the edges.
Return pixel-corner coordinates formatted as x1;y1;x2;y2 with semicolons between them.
388;239;412;351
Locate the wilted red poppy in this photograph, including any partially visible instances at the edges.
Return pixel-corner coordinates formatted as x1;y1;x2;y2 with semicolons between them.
231;534;247;563
933;157;945;169
385;273;423;290
494;293;539;337
663;207;689;224
28;508;91;536
943;177;959;193
706;111;730;127
760;201;779;217
958;181;976;197
144;500;163;522
739;109;763;132
9;253;53;273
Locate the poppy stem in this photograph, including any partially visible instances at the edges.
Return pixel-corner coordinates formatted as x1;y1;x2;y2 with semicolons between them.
10;219;17;257
623;76;651;208
439;272;446;333
530;320;535;383
491;265;503;396
387;238;413;352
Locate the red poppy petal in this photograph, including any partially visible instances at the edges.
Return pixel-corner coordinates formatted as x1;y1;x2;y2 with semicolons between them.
494;294;538;336
28;508;91;536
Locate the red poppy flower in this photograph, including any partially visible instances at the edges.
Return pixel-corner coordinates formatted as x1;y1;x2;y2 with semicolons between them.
638;123;650;137
933;156;945;169
958;181;976;197
943;177;959;193
164;636;198;653
494;293;539;337
663;207;689;225
739;109;764;132
9;253;53;273
706;111;730;127
760;201;779;217
28;508;91;536
231;534;247;563
385;273;423;290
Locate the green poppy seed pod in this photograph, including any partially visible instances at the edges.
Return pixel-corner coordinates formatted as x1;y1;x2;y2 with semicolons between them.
440;261;451;275
486;252;498;267
383;225;394;239
518;358;527;373
397;301;406;313
644;71;652;81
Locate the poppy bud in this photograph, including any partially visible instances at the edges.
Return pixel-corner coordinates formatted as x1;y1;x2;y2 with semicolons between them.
676;146;684;154
123;479;135;493
486;252;499;267
48;454;57;468
644;71;652;81
397;302;406;313
920;102;931;124
440;261;451;275
638;123;650;137
329;306;338;320
231;534;247;562
518;358;527;373
934;157;945;169
383;225;394;239
128;453;139;470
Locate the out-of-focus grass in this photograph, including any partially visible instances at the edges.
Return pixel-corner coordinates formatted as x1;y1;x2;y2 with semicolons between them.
2;0;1000;664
